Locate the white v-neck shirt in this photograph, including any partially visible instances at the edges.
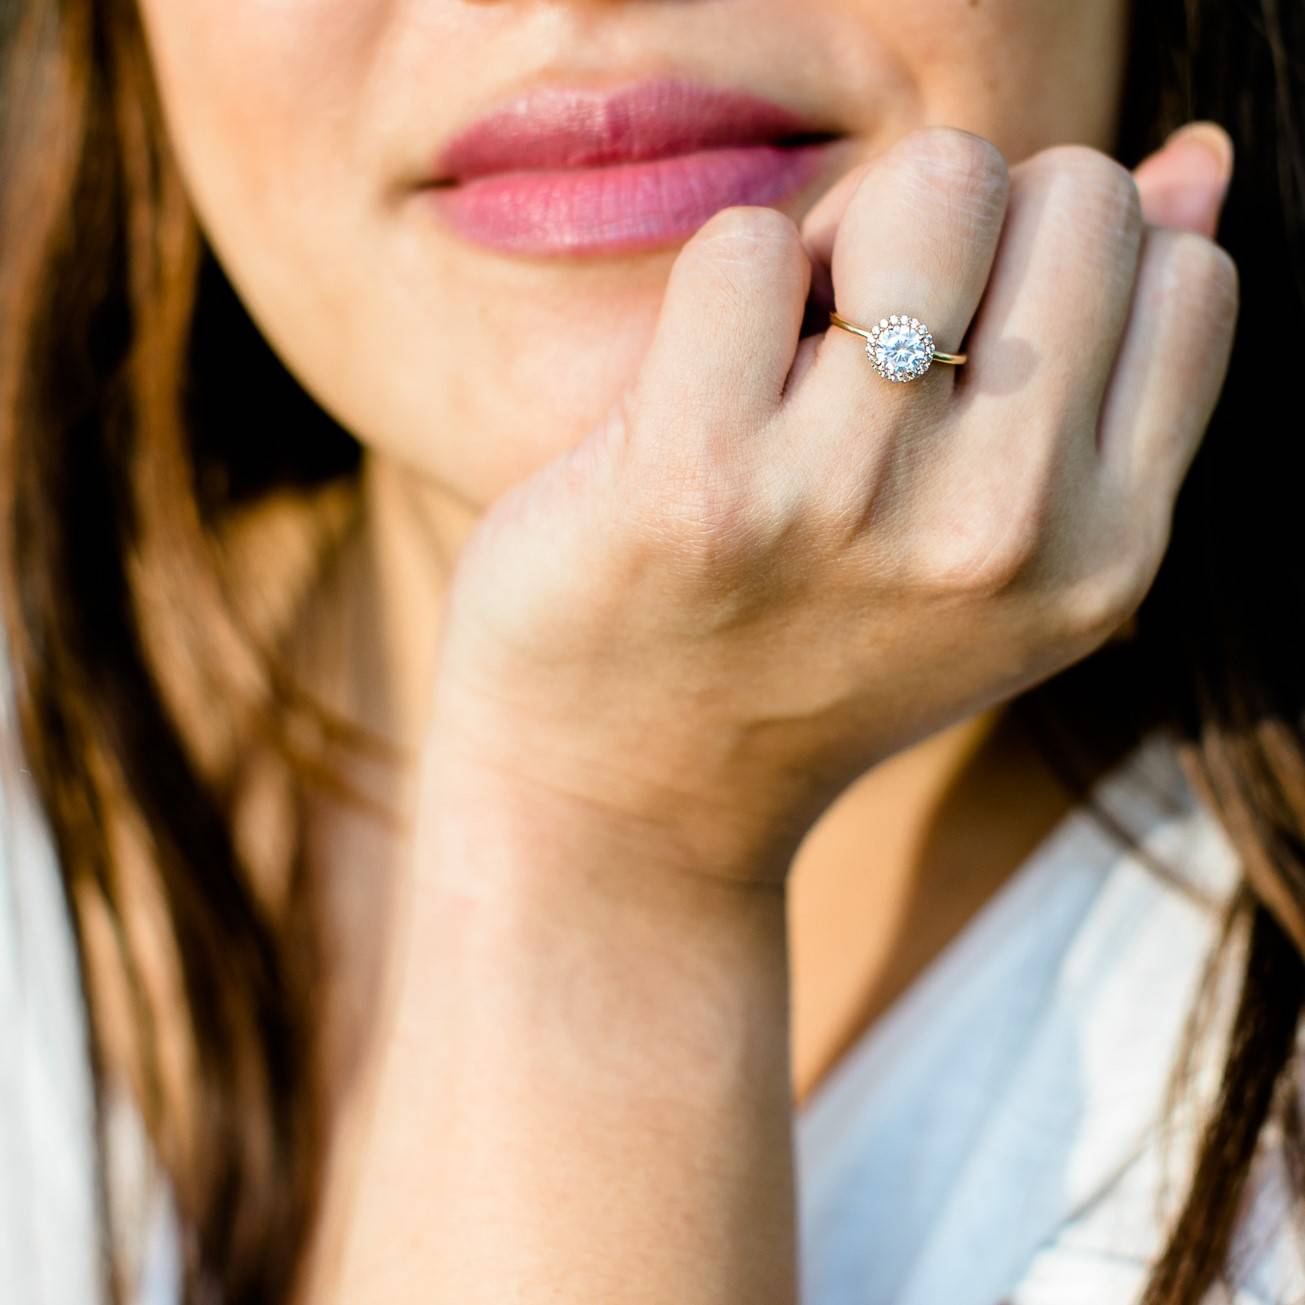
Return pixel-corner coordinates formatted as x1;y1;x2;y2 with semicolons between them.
2;612;1304;1303
795;727;1305;1304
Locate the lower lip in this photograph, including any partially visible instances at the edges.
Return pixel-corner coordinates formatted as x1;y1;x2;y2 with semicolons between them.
426;140;836;256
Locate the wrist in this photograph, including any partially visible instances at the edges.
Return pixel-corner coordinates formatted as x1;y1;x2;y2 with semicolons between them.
403;737;795;1105
416;709;809;891
335;724;798;1305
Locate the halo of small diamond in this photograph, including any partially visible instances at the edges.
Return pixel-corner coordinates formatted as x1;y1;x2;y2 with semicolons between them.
864;315;935;382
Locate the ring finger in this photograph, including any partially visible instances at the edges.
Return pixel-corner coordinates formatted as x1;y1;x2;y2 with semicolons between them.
789;125;1010;437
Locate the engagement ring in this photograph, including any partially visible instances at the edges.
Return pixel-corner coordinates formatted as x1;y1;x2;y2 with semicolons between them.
828;311;968;382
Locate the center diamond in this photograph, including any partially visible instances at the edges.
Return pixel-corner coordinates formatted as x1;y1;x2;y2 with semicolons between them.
864;315;935;383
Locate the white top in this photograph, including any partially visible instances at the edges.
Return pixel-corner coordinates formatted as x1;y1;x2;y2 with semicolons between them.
1;622;1302;1301
0;637;178;1305
795;727;1305;1304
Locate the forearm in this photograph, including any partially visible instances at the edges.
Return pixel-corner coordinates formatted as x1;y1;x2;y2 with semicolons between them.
316;756;798;1303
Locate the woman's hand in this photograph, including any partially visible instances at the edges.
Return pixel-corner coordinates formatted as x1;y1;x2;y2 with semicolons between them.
318;123;1237;1305
425;123;1238;885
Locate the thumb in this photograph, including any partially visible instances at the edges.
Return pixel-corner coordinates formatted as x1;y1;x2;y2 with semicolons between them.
1130;120;1234;238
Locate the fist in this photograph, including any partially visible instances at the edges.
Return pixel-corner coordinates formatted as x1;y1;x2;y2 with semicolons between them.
425;125;1238;883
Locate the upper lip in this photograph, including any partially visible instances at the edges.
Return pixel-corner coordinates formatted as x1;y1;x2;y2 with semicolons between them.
429;76;840;184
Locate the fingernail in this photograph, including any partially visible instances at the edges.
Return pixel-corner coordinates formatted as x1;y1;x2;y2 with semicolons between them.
1163;121;1235;192
1153;123;1234;234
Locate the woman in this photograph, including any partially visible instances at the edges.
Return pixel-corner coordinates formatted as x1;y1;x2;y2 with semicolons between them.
1;0;1301;1300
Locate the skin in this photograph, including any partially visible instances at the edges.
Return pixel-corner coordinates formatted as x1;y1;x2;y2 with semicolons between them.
128;0;1240;1299
135;0;1130;528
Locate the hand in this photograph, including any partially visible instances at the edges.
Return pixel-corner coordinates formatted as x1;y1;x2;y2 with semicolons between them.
423;122;1238;885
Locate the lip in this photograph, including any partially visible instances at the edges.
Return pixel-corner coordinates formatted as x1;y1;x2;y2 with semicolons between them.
421;77;845;256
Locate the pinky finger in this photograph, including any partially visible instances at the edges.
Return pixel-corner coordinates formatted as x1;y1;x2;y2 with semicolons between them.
1098;224;1240;506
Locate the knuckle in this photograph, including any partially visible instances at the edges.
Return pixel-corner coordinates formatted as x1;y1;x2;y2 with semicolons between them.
1024;143;1143;237
692;203;804;260
916;501;1042;599
635;445;766;577
1059;551;1156;643
678;204;807;309
1028;142;1139;194
1156;228;1241;324
892;125;1011;215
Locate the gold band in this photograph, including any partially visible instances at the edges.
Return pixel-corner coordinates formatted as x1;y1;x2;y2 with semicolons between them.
829;310;968;365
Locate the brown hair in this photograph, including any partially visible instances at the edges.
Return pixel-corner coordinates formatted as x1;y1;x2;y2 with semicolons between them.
0;0;387;1298
0;0;1302;1301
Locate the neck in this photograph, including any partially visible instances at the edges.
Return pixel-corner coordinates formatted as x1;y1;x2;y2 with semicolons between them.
310;451;486;752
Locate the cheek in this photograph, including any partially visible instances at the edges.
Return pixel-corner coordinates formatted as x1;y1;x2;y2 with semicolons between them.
130;0;1131;511
136;1;386;206
135;2;443;459
845;0;1129;158
135;0;671;504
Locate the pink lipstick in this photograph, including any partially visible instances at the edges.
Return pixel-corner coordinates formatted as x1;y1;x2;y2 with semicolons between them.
423;77;844;257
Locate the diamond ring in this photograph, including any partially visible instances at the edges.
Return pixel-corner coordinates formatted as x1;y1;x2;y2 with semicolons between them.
828;311;968;383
